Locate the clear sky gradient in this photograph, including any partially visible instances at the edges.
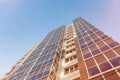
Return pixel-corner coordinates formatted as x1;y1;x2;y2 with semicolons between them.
0;0;120;77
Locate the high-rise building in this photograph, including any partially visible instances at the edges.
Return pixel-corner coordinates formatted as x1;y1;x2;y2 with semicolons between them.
1;17;120;80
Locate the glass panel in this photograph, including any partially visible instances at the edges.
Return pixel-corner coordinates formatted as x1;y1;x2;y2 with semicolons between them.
82;48;90;55
38;67;45;74
97;32;104;36
104;38;113;44
110;57;120;67
30;76;36;80
109;42;119;48
99;62;112;72
114;47;120;55
83;53;92;59
87;41;94;46
104;50;117;59
85;58;96;68
36;73;43;79
79;40;85;45
94;38;101;42
48;58;53;63
89;45;98;51
86;39;92;43
81;44;87;48
92;49;101;55
95;55;107;64
100;45;109;52
97;42;105;48
88;66;100;77
43;70;49;76
100;35;108;39
84;36;90;40
37;63;42;68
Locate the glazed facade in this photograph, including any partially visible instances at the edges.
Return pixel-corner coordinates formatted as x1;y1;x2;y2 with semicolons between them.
1;17;120;80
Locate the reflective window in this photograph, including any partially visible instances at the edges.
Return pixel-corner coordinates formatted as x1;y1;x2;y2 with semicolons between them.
99;62;112;72
110;57;120;67
83;53;92;59
85;58;96;68
100;35;108;39
109;42;119;48
95;55;107;64
100;45;110;52
94;38;101;43
92;49;100;55
89;45;98;52
88;66;100;76
104;50;117;59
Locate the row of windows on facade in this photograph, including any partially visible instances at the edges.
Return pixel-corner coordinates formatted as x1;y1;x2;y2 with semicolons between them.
9;56;53;79
76;30;106;44
78;30;105;43
87;45;120;62
66;47;76;55
73;21;120;77
65;28;76;54
64;64;78;75
9;37;60;79
8;27;65;80
26;63;52;80
66;39;74;44
66;43;75;48
65;36;75;49
66;30;74;40
65;55;77;63
85;47;120;77
22;30;61;65
76;34;109;49
10;63;52;80
66;31;73;36
66;36;74;41
75;26;98;36
75;23;99;35
87;57;120;77
73;18;94;28
46;27;64;45
22;48;56;66
74;21;97;33
82;38;119;59
23;39;58;64
81;34;107;45
67;33;73;37
11;51;57;80
22;53;53;69
36;30;55;49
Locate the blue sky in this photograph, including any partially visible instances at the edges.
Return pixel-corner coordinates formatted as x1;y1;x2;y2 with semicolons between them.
0;0;120;77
